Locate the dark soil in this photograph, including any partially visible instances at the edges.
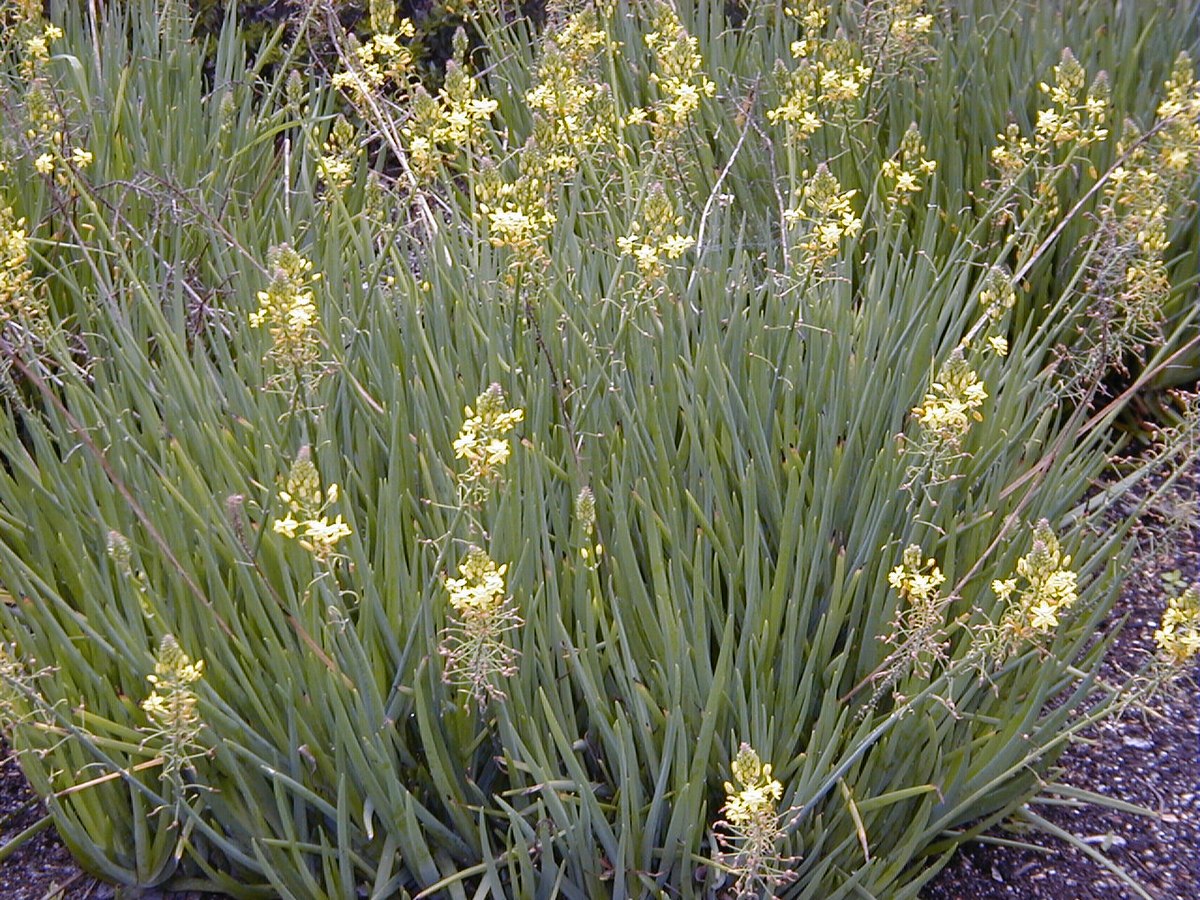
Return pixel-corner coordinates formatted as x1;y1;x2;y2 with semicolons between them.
2;460;1197;899
0;742;84;898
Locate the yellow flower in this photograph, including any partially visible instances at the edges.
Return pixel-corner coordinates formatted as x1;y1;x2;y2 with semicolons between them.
24;35;48;61
723;744;783;829
888;545;945;603
717;743;792;895
454;384;524;486
249;245;326;388
34;153;54;175
440;546;522;707
272;447;351;562
142;635;205;795
1154;586;1200;666
881;124;936;208
299;515;352;558
273;515;300;539
991;578;1017;601
1029;601;1059;630
911;348;988;445
643;2;716;135
990;521;1079;654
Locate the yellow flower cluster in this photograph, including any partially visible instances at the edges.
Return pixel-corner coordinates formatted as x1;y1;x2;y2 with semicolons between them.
992;519;1078;637
0;205;46;335
444;545;508;616
142;634;205;790
812;40;871;106
978;266;1017;321
643;2;716;132
768;37;873;137
784;0;828;33
881;544;951;686
617;183;695;279
976;267;1015;357
331;0;415;98
784;164;862;267
723;743;784;829
473;160;558;261
1035;49;1109;148
911;348;987;446
1097;54;1200;329
887;0;935;45
1154;52;1200;177
989;122;1035;187
439;545;522;707
1052;53;1199;393
248;244;325;383
766;57;823;136
888;544;946;604
860;0;935;71
317;115;362;193
2;12;96;177
718;743;792;896
7;13;63;81
402;33;498;181
525;10;617;159
1154;586;1200;666
20;78;63;142
575;485;603;562
464;12;619;274
987;49;1108;226
143;635;205;719
273;446;352;561
453;384;524;485
881;123;937;208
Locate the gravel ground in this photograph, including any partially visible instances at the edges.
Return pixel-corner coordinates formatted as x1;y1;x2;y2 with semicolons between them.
2;458;1197;899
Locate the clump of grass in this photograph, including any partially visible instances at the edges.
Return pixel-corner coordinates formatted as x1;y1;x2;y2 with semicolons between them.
0;0;1196;896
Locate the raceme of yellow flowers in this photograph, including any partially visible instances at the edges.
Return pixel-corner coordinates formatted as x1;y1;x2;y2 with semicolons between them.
525;10;618;159
438;545;523;708
887;544;946;604
453;383;525;486
317;115;363;193
440;385;525;706
248;244;326;390
617;183;696;279
643;1;716;134
142;634;206;798
331;0;415;99
1154;585;1200;667
991;519;1079;647
1034;48;1109;148
0;206;44;335
272;446;352;562
910;347;988;447
398;29;498;183
718;743;793;897
768;13;873;140
784;164;863;268
881;123;937;208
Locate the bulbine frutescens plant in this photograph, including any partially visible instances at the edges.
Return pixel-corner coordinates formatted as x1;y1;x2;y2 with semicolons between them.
0;0;1197;897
